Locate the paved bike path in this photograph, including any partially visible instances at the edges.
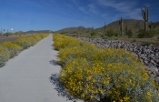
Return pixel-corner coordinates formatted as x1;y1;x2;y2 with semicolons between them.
0;34;81;102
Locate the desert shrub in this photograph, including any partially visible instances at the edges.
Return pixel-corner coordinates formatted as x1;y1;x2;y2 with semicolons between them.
157;36;159;40
27;36;37;46
15;34;46;50
33;35;42;41
53;34;87;50
138;30;147;38
0;47;9;67
15;38;32;49
106;29;117;37
126;30;133;38
54;34;159;102
92;48;140;65
90;31;97;37
57;45;98;66
132;39;136;42
138;30;156;38
60;58;159;102
54;34;97;65
0;42;22;58
0;34;48;67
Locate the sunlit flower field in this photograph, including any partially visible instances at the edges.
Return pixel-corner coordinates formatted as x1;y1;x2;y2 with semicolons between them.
53;34;159;102
0;34;48;67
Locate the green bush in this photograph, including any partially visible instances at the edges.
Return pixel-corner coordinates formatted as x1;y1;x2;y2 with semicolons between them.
138;29;156;38
126;30;133;38
106;29;117;37
90;31;97;37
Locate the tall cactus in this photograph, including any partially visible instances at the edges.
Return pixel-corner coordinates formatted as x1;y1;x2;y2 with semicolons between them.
103;22;106;34
119;17;123;36
141;6;148;31
149;21;152;33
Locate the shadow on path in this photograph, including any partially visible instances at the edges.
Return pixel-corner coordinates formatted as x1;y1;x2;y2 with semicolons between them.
49;60;58;66
49;74;78;102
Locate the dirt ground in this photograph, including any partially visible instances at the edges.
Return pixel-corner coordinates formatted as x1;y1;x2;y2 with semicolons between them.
0;36;19;43
118;37;159;45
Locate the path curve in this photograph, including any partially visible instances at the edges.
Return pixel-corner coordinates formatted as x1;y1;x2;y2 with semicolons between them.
0;34;81;102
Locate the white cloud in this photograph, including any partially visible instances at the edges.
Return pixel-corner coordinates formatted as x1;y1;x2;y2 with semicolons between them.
88;4;99;14
69;0;80;6
101;13;121;23
79;7;88;14
78;3;99;15
97;0;134;12
128;8;142;19
96;0;142;19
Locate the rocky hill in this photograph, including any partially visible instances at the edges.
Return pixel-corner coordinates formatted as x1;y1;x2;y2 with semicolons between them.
99;19;159;33
15;30;53;34
56;19;159;36
56;26;92;35
98;19;144;31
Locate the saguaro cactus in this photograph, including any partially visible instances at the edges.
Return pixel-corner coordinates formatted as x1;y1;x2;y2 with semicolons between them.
141;6;148;31
103;22;106;35
119;17;123;36
149;21;152;32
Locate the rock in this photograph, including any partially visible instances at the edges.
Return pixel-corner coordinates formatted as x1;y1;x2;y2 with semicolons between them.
148;66;158;72
155;71;159;76
143;60;149;66
150;59;156;65
155;77;159;85
147;69;157;78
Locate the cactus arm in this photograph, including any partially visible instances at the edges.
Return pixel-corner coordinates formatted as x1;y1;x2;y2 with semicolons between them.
141;8;145;19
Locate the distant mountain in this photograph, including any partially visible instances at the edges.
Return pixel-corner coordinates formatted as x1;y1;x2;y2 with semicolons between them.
98;19;159;31
25;30;53;33
100;19;144;31
57;26;91;33
15;30;53;34
56;26;93;36
57;19;159;35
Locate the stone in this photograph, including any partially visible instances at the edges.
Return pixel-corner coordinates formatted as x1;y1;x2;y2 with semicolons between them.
143;60;149;66
155;77;159;85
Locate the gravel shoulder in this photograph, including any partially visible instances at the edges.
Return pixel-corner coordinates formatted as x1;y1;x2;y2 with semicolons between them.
0;34;80;102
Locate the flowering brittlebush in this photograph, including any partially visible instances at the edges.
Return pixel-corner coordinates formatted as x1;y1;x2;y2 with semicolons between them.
53;34;159;102
1;41;22;58
0;47;9;67
15;34;47;50
0;34;48;67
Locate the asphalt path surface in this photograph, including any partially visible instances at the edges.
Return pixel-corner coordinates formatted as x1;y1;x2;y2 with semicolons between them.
0;34;82;102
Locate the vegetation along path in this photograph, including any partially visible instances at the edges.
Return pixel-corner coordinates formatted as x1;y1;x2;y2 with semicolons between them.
0;34;80;102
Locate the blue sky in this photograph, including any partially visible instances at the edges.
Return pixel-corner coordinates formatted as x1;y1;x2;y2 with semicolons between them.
0;0;159;32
